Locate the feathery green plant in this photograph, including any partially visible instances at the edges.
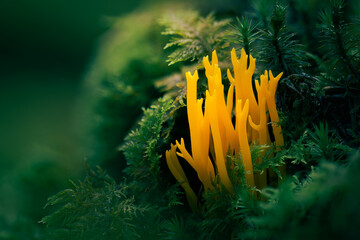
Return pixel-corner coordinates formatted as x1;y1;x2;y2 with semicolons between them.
275;122;353;176
230;16;260;57
160;10;231;65
259;3;308;76
159;216;196;240
317;0;360;143
318;0;360;86
41;166;149;240
310;122;352;161
121;97;176;193
249;151;360;240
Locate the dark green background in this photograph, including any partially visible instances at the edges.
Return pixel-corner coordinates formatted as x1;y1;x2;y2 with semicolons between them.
0;0;145;222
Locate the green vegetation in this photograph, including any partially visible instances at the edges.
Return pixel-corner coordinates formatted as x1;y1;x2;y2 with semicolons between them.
2;0;359;239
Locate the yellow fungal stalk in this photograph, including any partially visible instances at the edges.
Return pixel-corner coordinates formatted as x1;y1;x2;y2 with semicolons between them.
166;144;198;212
165;49;284;210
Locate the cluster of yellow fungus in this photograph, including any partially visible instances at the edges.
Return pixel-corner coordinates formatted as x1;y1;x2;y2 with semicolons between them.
165;49;284;211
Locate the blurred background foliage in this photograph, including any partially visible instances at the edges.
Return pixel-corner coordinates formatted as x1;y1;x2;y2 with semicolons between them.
1;0;360;239
0;0;148;232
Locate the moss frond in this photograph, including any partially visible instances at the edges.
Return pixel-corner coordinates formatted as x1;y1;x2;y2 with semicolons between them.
160;10;231;65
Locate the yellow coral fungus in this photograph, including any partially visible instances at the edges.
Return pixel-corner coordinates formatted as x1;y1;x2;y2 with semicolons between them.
166;49;284;210
166;144;198;212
